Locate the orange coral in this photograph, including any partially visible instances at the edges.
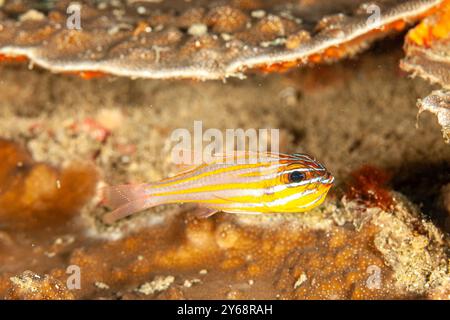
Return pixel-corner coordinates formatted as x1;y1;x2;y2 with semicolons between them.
259;12;436;74
65;71;108;80
407;0;450;47
38;214;400;300
346;165;394;211
0;53;107;79
0;140;98;229
205;6;249;33
0;54;28;63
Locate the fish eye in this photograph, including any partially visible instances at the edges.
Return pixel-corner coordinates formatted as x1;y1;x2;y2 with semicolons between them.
288;171;306;183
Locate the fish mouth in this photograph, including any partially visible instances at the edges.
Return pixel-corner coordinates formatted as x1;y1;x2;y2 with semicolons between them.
320;173;335;186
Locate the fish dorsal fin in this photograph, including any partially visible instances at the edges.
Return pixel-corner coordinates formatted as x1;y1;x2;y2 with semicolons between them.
170;148;284;166
166;162;209;182
209;150;281;163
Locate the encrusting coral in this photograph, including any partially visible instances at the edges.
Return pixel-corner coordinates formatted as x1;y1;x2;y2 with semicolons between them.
0;140;448;300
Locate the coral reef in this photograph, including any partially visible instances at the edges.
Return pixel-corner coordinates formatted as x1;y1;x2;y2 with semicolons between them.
0;0;442;79
400;0;450;142
0;138;448;299
402;0;450;87
0;45;449;299
417;90;450;142
0;1;449;300
6;270;74;300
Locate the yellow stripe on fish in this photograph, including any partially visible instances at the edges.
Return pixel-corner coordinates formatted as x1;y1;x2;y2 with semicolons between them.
102;152;334;224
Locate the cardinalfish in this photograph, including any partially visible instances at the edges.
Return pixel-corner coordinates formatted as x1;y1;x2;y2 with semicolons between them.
102;152;334;224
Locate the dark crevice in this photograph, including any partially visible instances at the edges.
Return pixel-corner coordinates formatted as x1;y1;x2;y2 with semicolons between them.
391;160;450;234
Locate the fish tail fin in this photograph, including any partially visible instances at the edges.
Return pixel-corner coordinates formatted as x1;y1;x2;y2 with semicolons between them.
101;184;153;224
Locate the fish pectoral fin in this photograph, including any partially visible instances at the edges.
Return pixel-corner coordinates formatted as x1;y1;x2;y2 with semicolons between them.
192;207;220;219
